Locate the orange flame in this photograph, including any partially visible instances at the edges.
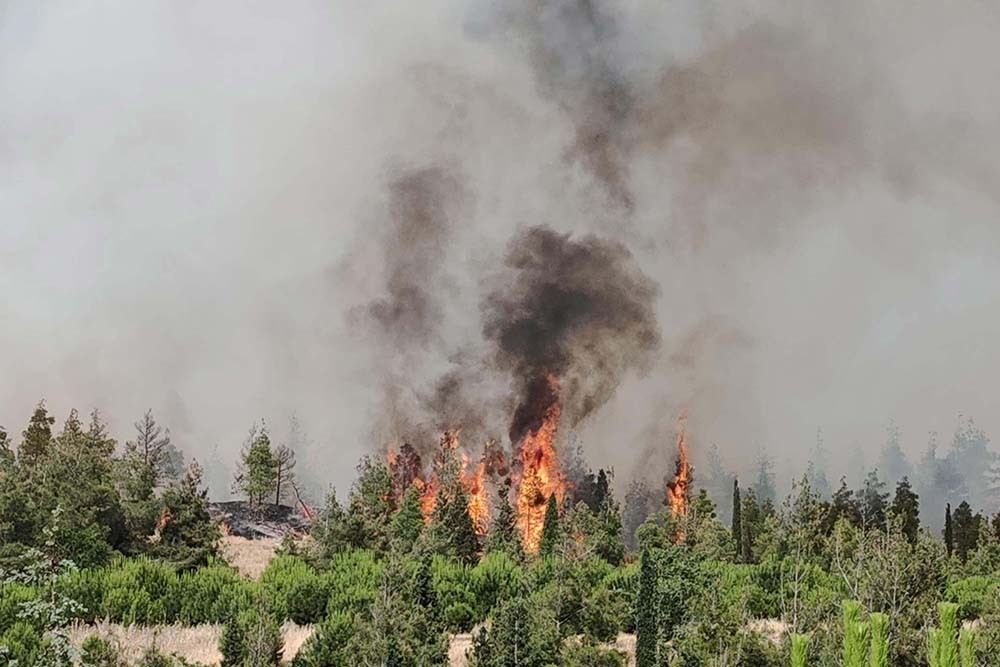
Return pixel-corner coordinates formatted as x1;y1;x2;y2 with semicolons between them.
461;453;491;537
666;413;692;540
514;378;565;553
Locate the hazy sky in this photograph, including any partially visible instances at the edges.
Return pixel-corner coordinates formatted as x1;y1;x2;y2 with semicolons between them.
2;1;1000;496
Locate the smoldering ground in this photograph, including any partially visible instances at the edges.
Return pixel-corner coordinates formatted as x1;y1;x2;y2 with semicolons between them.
2;0;1000;497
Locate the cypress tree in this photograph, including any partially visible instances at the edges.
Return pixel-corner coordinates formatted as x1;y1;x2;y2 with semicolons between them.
951;501;981;562
944;503;954;556
538;494;561;556
731;478;742;556
635;549;659;667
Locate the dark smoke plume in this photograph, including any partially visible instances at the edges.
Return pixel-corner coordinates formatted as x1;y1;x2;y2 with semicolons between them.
500;0;634;211
364;166;465;349
483;226;660;443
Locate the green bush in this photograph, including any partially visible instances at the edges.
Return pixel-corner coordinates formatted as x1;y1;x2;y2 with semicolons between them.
99;558;180;624
946;575;999;620
323;549;382;616
292;610;354;667
0;621;43;666
560;640;627;667
431;556;477;631
219;605;283;667
80;634;126;667
260;555;327;624
0;581;39;632
177;564;253;625
469;551;523;618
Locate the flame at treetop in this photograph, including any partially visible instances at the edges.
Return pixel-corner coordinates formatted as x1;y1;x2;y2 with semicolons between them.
666;413;693;540
513;376;565;553
461;453;490;537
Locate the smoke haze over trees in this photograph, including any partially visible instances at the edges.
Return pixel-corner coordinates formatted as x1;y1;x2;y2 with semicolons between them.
3;1;1000;500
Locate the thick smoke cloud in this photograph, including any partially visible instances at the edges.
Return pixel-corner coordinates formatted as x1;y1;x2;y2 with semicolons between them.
483;226;660;443
2;0;1000;498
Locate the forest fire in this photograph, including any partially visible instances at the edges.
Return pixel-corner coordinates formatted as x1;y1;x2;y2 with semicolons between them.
666;413;693;534
511;376;566;553
461;453;490;537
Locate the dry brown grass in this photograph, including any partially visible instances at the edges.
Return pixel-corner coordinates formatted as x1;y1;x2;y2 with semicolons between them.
69;621;313;666
70;624;635;667
219;535;281;579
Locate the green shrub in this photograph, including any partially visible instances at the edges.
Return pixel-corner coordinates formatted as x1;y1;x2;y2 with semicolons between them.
431;556;477;631
80;634;126;667
0;581;39;632
177;564;253;624
99;558;179;624
0;621;43;666
260;555;327;624
560;640;627;667
291;610;354;667
323;549;382;616
220;605;283;667
469;551;523;619
946;575;999;620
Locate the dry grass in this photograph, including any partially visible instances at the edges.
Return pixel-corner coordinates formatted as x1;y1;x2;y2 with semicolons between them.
219;535;281;579
70;624;635;667
747;618;788;645
69;621;313;666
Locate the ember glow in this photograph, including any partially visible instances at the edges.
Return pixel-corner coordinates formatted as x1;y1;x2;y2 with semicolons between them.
666;413;693;532
513;376;565;553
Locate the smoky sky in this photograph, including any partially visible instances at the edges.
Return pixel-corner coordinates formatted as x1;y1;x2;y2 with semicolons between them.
3;0;1000;497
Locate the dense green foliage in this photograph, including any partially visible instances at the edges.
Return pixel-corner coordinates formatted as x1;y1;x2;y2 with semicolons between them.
1;404;999;666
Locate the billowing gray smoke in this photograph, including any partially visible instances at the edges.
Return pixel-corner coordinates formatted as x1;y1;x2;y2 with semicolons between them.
483;227;660;443
4;0;1000;499
363;166;465;350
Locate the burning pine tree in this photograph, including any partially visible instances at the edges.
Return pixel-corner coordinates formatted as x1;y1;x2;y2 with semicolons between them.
666;414;693;540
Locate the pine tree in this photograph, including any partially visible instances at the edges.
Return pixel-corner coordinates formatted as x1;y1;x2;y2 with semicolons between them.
233;424;278;509
825;476;861;533
273;444;296;507
879;419;913;487
860;469;889;528
807;428;831;498
635;549;659;667
944;503;954;556
486;485;522;558
389;485;424;553
19;401;55;468
131;410;175;486
889;476;920;544
731;478;742;556
754;449;776;505
431;480;479;564
151;460;219;569
623;479;655;552
538;494;561;557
